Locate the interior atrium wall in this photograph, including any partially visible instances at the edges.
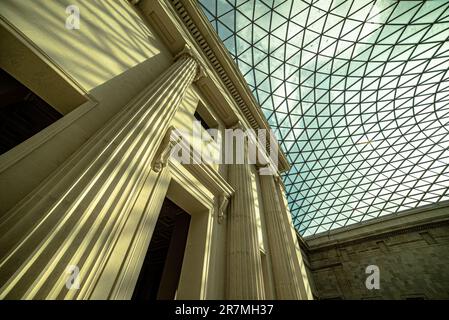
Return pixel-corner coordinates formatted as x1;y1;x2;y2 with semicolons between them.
303;202;449;299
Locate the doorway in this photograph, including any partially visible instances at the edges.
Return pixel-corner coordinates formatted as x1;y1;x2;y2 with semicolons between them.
132;198;191;300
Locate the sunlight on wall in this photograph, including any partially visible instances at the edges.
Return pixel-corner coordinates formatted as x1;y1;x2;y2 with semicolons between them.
0;0;163;91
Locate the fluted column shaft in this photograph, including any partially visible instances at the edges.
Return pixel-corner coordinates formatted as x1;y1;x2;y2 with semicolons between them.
259;174;302;299
274;179;313;299
227;163;265;299
0;51;200;299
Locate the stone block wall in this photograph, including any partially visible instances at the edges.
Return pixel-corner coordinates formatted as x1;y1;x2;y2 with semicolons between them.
301;203;449;300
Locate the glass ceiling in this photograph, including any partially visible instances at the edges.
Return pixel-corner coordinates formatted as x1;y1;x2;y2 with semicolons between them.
199;0;449;236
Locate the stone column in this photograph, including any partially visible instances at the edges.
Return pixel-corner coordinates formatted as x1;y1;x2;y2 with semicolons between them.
227;159;265;299
259;173;303;299
274;177;313;299
0;46;202;299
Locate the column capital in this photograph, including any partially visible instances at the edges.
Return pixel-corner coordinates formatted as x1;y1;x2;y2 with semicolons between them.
229;119;245;130
274;174;286;192
174;44;207;82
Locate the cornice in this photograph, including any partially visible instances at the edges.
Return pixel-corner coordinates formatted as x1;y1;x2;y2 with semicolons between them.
304;200;449;252
167;0;290;172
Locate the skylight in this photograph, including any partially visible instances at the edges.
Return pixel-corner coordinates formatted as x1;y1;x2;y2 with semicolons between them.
199;0;449;236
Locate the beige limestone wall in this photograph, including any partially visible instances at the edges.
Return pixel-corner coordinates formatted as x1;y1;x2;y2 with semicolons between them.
0;0;172;213
304;204;449;300
0;0;309;300
251;165;277;299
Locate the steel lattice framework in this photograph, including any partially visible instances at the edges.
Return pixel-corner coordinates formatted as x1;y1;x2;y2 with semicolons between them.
199;0;449;236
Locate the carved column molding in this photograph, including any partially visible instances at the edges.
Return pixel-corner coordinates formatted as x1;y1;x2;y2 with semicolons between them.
217;195;229;224
259;173;303;299
0;46;201;299
151;126;182;172
227;134;265;299
174;45;207;82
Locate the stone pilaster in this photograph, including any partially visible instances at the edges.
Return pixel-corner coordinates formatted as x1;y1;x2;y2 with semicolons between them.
227;161;265;299
259;174;303;299
273;176;313;299
0;46;202;299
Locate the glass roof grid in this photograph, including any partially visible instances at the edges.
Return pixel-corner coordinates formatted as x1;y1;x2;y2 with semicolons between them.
199;0;449;236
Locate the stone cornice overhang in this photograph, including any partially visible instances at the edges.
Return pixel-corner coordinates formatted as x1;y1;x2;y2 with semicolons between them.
133;0;290;172
303;200;449;252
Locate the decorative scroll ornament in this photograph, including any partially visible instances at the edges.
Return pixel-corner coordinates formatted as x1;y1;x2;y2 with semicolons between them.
217;194;230;224
152;126;181;172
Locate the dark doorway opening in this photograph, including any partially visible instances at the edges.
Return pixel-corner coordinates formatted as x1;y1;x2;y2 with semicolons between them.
132;198;191;300
0;68;62;155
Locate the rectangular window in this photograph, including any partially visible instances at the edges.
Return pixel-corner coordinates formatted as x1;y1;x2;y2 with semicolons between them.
194;111;210;130
0;68;62;155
